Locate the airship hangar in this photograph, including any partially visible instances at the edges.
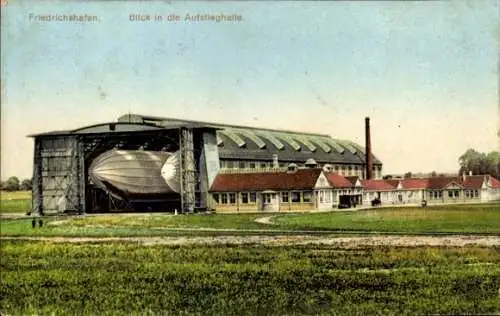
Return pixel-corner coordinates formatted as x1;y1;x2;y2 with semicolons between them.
28;113;382;215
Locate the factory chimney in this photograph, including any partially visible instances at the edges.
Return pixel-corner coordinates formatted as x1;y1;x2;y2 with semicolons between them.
365;117;373;180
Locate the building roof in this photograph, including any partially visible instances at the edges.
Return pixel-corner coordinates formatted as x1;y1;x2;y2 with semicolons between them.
426;177;464;190
210;170;500;193
28;122;215;138
210;169;323;192
118;114;383;165
345;176;361;186
461;175;486;190
325;173;353;188
361;179;395;191
401;178;428;189
489;175;500;189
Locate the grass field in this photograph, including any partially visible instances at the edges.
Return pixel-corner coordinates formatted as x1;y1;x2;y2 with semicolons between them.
1;204;499;237
0;190;31;214
1;241;499;315
275;204;500;234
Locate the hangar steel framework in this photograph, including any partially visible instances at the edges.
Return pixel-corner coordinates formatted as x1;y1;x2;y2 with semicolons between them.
30;123;217;216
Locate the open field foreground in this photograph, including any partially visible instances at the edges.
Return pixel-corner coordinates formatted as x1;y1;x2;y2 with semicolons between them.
274;204;500;234
1;241;499;315
2;235;500;247
0;191;31;214
1;203;499;237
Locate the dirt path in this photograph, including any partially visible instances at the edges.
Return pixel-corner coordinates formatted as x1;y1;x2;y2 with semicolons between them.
2;235;500;247
254;216;276;225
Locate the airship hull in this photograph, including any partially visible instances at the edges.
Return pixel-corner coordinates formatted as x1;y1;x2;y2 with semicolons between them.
89;149;181;200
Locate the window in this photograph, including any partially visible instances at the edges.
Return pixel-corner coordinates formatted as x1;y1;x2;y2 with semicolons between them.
221;194;228;204
239;161;246;169
241;192;249;204
213;194;219;204
263;193;271;204
454;190;459;198
260;162;267;168
291;191;300;202
249;162;256;169
448;190;453;198
474;190;479;198
325;191;331;202
303;191;312;203
226;161;234;169
229;193;236;204
249;192;256;203
319;191;324;203
282;192;289;203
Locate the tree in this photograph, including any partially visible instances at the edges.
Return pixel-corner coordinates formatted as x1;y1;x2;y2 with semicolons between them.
20;178;33;191
486;151;500;179
430;171;437;177
3;176;20;191
404;172;412;179
458;149;500;179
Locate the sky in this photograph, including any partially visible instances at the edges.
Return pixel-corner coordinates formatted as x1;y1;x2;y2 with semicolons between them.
1;0;499;180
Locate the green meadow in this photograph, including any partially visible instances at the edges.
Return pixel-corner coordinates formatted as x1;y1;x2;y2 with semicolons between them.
1;241;499;315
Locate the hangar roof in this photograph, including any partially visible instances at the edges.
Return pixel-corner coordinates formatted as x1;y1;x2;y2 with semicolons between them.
28;122;216;137
118;114;382;165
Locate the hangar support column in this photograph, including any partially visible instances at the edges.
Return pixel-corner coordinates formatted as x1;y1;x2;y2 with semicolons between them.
32;138;43;216
180;127;196;213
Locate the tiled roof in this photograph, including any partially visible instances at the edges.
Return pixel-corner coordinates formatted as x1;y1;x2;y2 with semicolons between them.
401;178;428;189
461;176;486;190
385;179;401;187
210;169;500;193
210;169;322;192
489;175;500;189
361;179;395;191
427;177;464;189
345;176;360;186
326;173;353;188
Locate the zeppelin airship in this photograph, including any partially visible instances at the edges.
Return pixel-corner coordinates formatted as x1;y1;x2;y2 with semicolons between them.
89;149;180;201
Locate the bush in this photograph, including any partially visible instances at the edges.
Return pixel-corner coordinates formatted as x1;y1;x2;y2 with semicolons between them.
2;177;20;191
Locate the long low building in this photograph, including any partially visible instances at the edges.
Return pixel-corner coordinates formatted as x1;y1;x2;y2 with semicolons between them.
208;166;500;213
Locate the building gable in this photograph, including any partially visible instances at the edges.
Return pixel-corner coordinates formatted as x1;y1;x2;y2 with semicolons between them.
443;181;463;190
354;179;362;187
396;181;403;190
315;172;332;189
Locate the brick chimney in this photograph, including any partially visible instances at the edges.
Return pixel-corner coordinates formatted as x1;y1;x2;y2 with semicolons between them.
365;117;373;180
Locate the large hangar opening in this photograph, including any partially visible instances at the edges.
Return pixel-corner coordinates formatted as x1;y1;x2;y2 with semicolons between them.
29;122;220;215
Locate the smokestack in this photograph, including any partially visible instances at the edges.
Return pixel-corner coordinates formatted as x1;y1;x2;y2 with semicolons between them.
365;117;373;180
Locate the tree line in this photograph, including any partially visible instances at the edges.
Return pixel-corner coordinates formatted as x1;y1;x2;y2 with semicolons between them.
1;177;32;191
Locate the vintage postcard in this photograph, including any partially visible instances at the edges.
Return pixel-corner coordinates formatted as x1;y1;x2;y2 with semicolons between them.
1;1;499;315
